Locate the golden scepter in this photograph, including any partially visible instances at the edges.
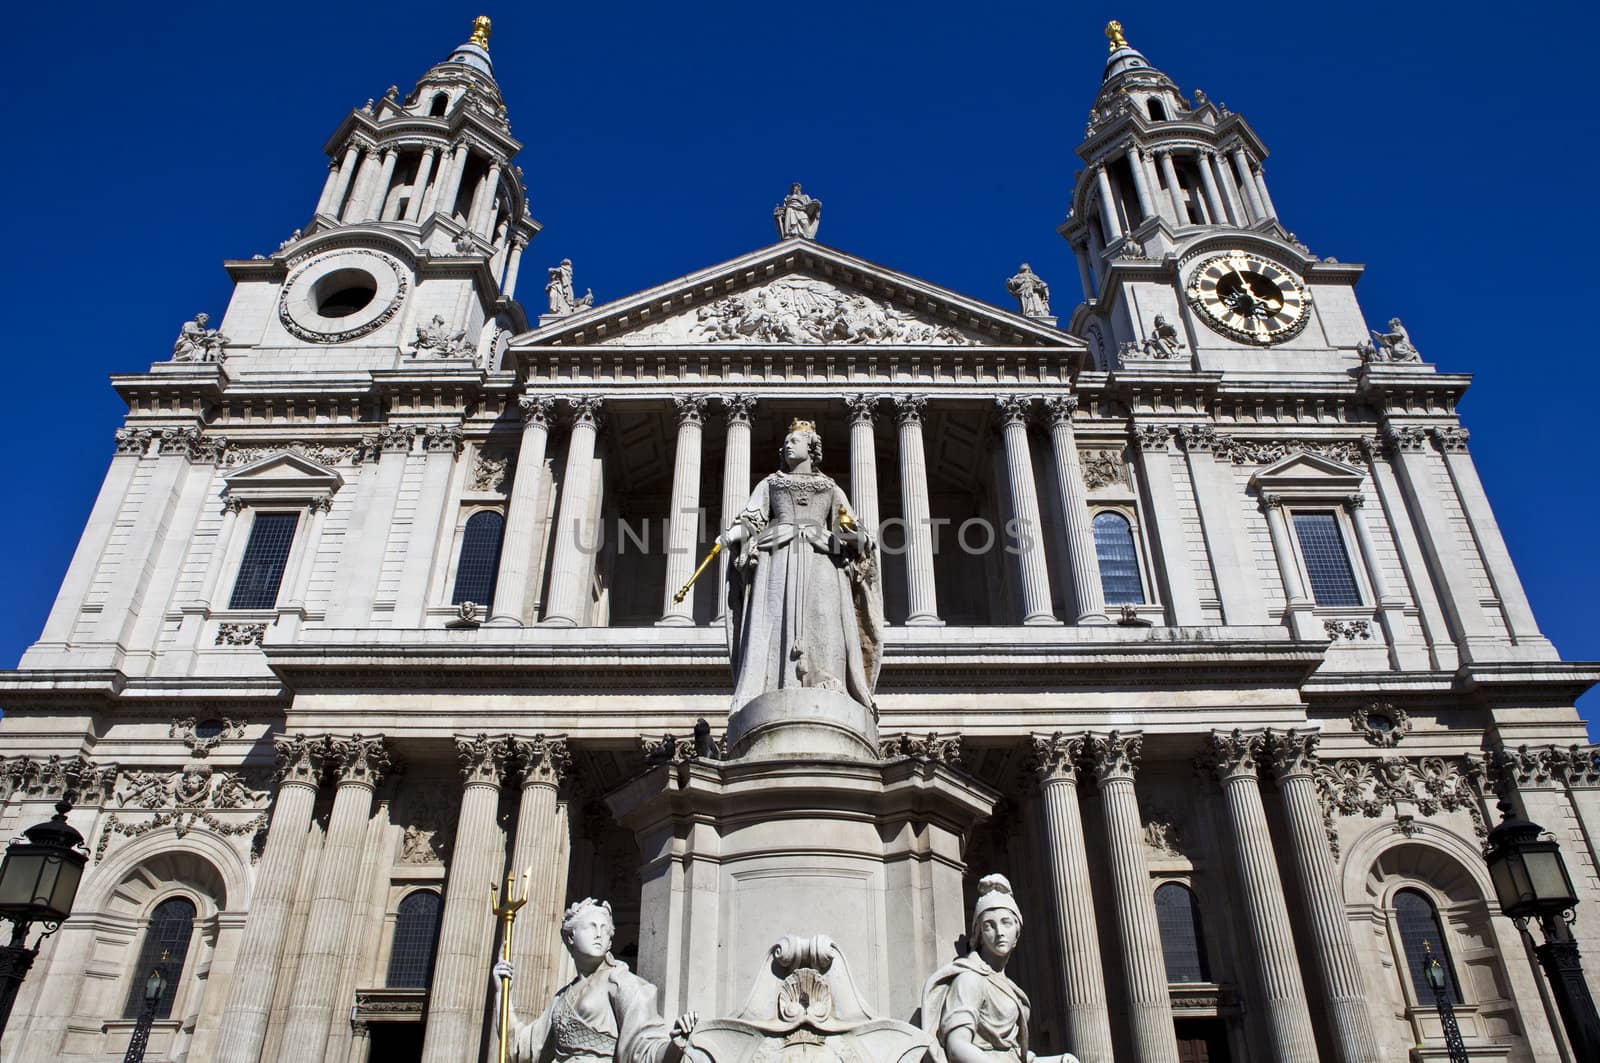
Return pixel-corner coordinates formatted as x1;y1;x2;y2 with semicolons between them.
672;541;722;604
490;865;532;1063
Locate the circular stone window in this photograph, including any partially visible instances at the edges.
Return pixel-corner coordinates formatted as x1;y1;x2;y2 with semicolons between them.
279;249;410;343
1351;701;1410;747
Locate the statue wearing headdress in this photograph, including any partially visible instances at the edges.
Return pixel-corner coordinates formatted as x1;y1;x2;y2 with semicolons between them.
921;875;1081;1063
717;419;882;713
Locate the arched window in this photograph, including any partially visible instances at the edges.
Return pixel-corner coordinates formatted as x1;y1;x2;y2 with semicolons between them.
1093;511;1145;605
1395;888;1460;1004
452;511;506;608
429;92;449;116
387;890;444;988
122;896;196;1019
1147;98;1168;121
1154;882;1210;982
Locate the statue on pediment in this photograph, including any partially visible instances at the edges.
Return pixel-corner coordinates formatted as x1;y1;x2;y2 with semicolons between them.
1369;317;1421;362
774;183;822;240
718;419;882;712
1006;264;1051;317
547;258;595;315
172;312;229;363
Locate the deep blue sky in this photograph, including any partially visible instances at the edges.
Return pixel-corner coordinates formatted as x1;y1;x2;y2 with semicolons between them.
2;2;1595;724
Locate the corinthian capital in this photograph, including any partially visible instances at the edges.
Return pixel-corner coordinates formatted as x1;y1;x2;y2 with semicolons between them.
274;733;329;787
1044;396;1079;426
673;395;708;427
723;393;758;425
510;734;571;788
1087;730;1142;784
330;734;391;788
1201;729;1265;783
1432;426;1470;453
518;395;555;427
1265;728;1320;779
1030;732;1086;785
567;397;605;427
995;396;1033;426
844;393;876;426
1131;423;1172;452
456;733;510;787
893;395;927;425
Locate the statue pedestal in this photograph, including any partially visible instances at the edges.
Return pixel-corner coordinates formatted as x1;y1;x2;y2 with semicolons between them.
607;750;996;1023
725;689;879;761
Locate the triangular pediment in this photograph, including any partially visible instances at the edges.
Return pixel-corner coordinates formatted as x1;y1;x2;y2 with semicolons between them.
522;239;1080;349
1249;452;1365;493
222;452;344;500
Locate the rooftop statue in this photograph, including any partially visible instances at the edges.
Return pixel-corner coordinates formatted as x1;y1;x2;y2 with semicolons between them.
774;183;822;240
1006;264;1051;318
171;313;229;363
547;258;595;316
1369;317;1422;362
492;898;706;1063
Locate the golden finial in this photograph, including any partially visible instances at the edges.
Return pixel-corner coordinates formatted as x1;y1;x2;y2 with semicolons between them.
470;15;492;49
789;418;818;435
1105;20;1128;53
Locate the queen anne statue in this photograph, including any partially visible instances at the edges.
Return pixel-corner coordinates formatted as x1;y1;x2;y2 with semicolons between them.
717;419;882;713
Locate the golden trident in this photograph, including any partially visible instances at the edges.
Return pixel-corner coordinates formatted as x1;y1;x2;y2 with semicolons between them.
490;865;532;1063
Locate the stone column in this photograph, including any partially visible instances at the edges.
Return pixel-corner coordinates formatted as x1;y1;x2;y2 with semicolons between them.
1124;145;1155;223
1093;165;1123;242
433;143;471;221
1031;734;1116;1063
214;736;327;1063
846;395;880;534
314;159;342;217
542;398;604;627
1431;426;1544;645
1231;148;1266;220
395;426;463;625
717;395;756;621
508;735;572;1012
1203;730;1317;1063
278;736;391;1062
470;162;504;237
1260;493;1322;640
1088;731;1179;1063
997;397;1056;624
660;397;708;625
1195;153;1227;226
1267;730;1383;1063
359;149;396;221
1044;399;1108;624
1209;151;1246;225
489;398;555;626
419;735;510;1063
1070;239;1095;303
1253;165;1279;220
1131;424;1202;624
325;144;363;219
1156;150;1188;224
404;147;438;223
502;237;527;298
894;396;941;625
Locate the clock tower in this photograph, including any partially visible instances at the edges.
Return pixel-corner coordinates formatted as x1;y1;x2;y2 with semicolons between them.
1062;21;1371;375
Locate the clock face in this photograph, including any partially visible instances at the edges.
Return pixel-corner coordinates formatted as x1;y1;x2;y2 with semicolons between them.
1185;251;1310;345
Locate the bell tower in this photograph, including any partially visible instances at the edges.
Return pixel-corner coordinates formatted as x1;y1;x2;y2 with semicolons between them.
214;15;539;378
1061;20;1372;375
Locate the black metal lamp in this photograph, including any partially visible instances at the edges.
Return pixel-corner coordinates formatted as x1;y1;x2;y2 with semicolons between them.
1483;799;1600;1059
143;967;166;1009
123;962;169;1063
0;801;87;1037
1422;941;1468;1062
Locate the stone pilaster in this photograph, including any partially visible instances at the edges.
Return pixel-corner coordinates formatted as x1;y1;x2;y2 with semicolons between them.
1203;730;1317;1063
214;735;327;1063
335;425;413;625
894;395;941;625
1030;733;1115;1063
420;734;512;1063
489;397;555;625
1131;423;1202;624
278;735;391;1062
717;395;756;621
508;735;572;1011
542;399;604;626
1259;492;1324;640
997;398;1057;624
1088;730;1179;1063
660;397;707;625
1266;730;1382;1063
1178;425;1261;624
1043;398;1108;624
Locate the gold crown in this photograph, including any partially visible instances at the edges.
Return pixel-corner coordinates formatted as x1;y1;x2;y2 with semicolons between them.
1105;19;1128;52
789;418;818;434
470;15;492;48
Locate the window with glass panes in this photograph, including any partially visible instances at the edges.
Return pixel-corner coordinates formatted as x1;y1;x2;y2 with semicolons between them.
122;896;195;1019
452;511;505;608
1154;882;1210;982
1395;888;1460;1004
1291;511;1362;606
1093;511;1145;604
386;890;443;989
228;511;299;609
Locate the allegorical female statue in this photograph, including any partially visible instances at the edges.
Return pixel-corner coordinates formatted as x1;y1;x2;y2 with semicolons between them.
717;419;882;712
920;875;1081;1063
493;898;706;1063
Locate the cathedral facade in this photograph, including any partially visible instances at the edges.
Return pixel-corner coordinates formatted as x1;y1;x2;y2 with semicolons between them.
1;17;1597;1063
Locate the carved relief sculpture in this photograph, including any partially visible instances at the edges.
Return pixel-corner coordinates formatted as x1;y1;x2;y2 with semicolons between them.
774;183;822;239
719;419;883;713
1141;313;1186;359
546;258;595;315
413;314;474;358
1005;264;1051;317
920;874;1081;1063
492;898;705;1062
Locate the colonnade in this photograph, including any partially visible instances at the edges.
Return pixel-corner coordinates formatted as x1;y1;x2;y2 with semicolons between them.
488;393;1113;629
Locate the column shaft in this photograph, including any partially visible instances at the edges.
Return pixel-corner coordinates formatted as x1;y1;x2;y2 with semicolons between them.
503;240;526;298
1363;440;1456;670
1071;241;1095;303
1045;401;1109;624
314;161;341;216
998;399;1056;624
489;399;554;625
214;739;324;1063
1131;425;1202;624
542;400;603;626
1347;495;1408;665
1094;166;1123;242
325;145;362;219
1434;429;1543;644
660;397;707;624
894;397;941;625
717;396;756;621
395;428;461;624
336;428;411;625
435;144;471;221
340;150;379;223
37;437;145;646
420;737;508;1063
405;148;438;223
1231;149;1266;220
508;736;571;1013
1157;151;1188;224
1125;146;1155;222
364;149;398;221
1211;153;1245;224
1179;431;1261;624
1253;166;1279;220
1261;496;1321;640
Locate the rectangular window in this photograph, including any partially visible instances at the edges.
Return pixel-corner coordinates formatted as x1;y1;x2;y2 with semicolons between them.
1292;511;1361;607
228;512;299;610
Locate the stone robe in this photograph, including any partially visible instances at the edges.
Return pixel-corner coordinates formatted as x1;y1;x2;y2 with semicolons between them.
920;955;1033;1063
725;471;882;711
509;959;687;1063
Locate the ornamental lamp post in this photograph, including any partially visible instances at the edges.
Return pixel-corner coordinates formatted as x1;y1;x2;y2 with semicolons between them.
0;800;88;1037
1483;798;1600;1060
122;961;168;1063
1423;941;1469;1063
